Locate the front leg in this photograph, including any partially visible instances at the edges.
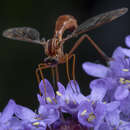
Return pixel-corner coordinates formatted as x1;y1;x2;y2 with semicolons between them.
35;63;51;97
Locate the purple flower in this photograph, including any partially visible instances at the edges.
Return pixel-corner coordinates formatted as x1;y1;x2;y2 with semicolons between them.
82;43;130;126
78;98;120;130
0;99;16;124
119;94;130;121
99;110;130;130
56;80;87;115
105;109;120;128
87;78;109;102
82;46;130;78
118;120;130;130
83;46;130;101
78;101;106;130
37;79;87;119
0;99;24;130
108;47;130;78
78;77;120;129
78;75;120;129
82;62;109;78
37;79;56;105
15;103;60;129
38;104;60;126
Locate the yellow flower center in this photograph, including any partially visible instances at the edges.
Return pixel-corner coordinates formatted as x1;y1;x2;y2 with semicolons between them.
87;112;96;122
56;91;62;96
119;78;130;87
81;109;87;116
33;122;40;126
46;97;52;103
122;69;129;72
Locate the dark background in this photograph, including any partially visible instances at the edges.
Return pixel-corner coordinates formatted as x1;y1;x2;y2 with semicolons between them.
0;0;129;110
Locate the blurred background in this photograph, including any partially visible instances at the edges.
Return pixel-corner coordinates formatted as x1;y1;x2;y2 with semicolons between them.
0;0;129;110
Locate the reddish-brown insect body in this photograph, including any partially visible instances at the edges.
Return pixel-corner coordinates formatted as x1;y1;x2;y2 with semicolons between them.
44;15;78;65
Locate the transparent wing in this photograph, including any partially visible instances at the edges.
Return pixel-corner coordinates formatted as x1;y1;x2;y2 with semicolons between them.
71;8;128;37
3;27;41;44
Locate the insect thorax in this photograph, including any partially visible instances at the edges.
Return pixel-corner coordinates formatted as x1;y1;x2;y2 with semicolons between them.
44;38;64;59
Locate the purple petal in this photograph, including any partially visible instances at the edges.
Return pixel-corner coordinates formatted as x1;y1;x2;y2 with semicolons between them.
94;103;106;130
8;117;24;129
37;94;46;105
119;123;130;130
38;104;58;114
106;101;120;112
120;47;130;57
39;79;55;98
15;104;36;122
78;102;94;127
57;82;65;94
23;122;46;130
125;35;130;48
76;93;87;103
89;79;108;101
0;99;16;123
61;103;79;114
111;46;125;60
66;80;80;94
38;105;60;125
78;102;106;129
98;122;110;130
82;62;108;78
120;94;130;120
105;109;120;127
114;86;129;100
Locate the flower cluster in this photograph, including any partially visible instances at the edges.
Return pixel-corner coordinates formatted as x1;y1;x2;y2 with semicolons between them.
1;36;130;130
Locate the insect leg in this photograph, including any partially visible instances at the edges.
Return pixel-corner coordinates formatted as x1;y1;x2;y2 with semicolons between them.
68;53;79;93
65;54;75;93
35;68;41;84
39;64;59;89
72;54;76;82
36;63;50;103
55;64;59;82
65;54;71;82
35;68;42;96
37;64;59;104
51;67;56;89
68;34;110;61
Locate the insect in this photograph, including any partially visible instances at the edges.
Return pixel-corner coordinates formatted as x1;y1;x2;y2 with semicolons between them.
2;8;128;94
